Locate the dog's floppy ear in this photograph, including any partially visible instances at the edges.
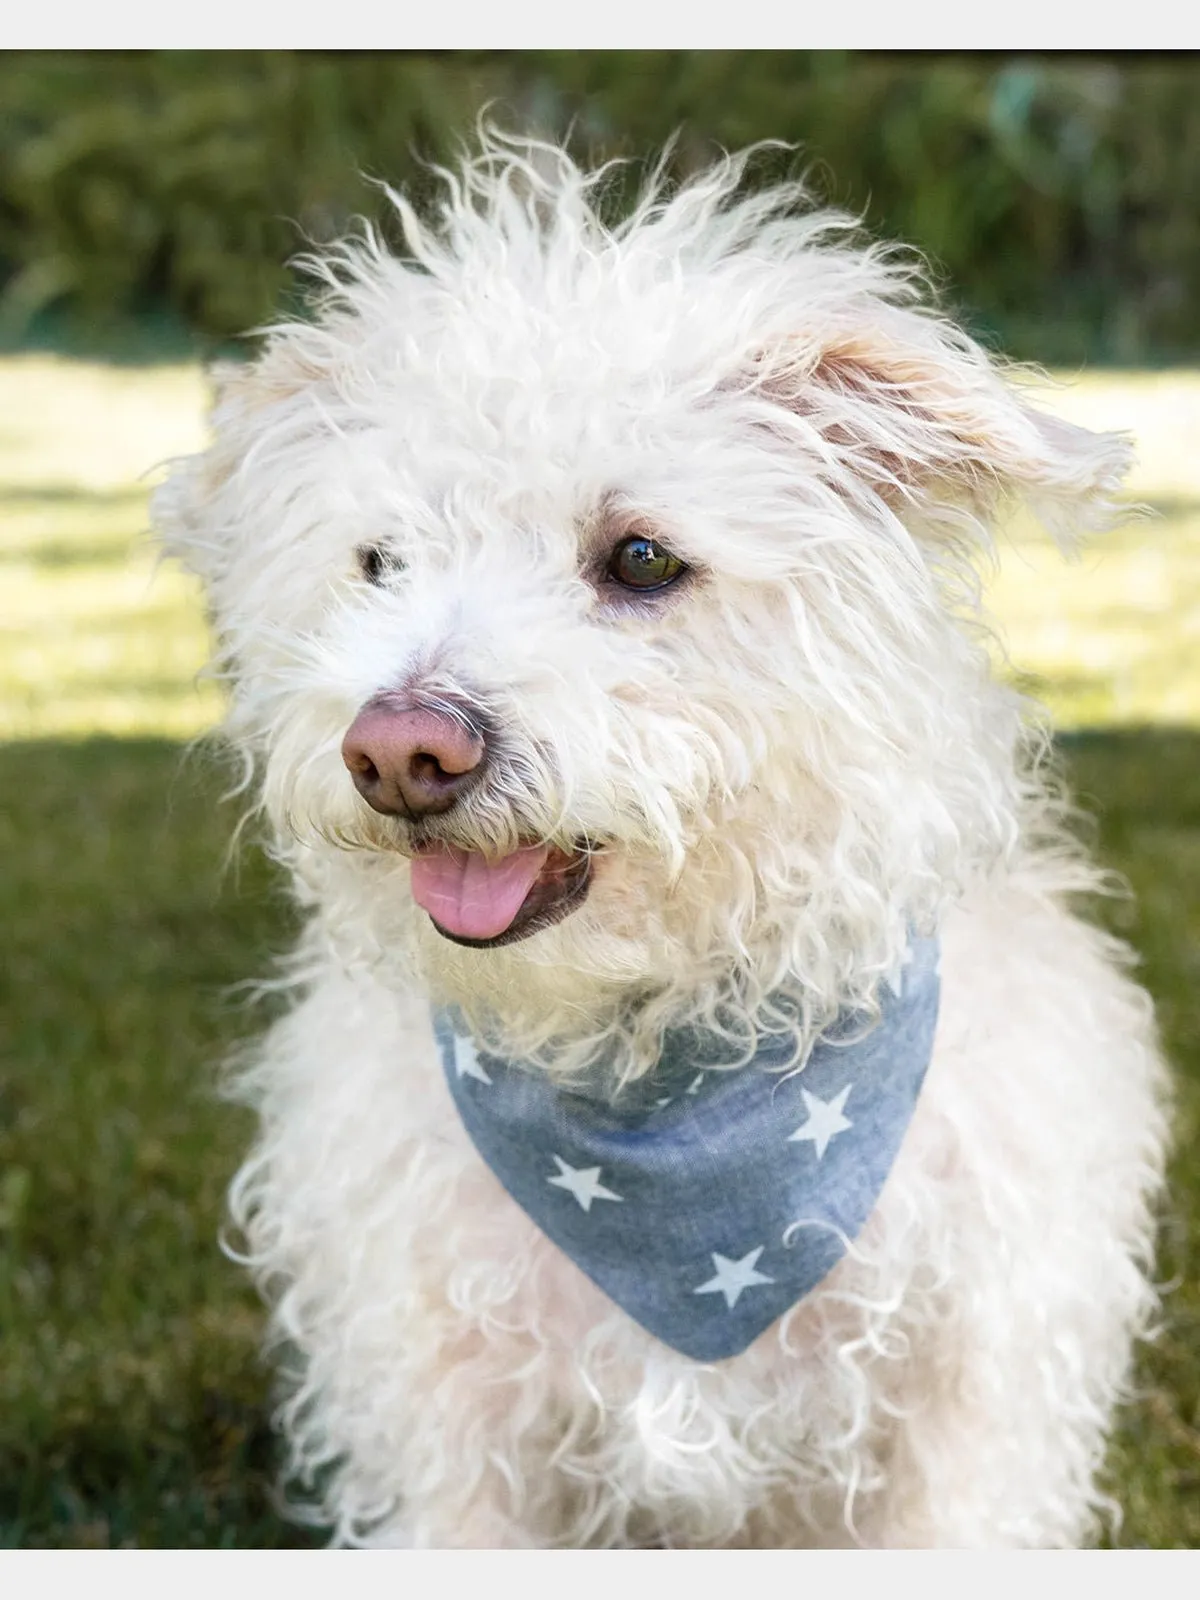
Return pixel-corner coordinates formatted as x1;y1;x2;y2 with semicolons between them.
153;361;249;586
751;314;1133;541
153;346;319;586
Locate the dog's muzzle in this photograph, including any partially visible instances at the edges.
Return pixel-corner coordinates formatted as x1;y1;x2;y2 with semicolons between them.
341;692;594;945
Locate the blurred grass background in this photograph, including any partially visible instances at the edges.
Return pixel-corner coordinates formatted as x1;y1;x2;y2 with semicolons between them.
1;51;1198;1548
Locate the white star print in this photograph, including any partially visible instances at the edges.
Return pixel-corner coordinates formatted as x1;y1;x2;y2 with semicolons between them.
453;1033;492;1086
787;1083;853;1160
546;1155;624;1212
693;1247;775;1309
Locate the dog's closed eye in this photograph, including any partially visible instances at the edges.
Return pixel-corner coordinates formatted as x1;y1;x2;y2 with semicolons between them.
357;544;406;585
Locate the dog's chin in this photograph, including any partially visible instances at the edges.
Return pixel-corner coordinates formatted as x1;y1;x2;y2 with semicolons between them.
426;846;594;950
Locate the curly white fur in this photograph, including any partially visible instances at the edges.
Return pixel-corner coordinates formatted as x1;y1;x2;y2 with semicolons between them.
154;132;1170;1547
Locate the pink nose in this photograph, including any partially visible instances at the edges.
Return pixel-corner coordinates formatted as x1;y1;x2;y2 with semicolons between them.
341;699;486;818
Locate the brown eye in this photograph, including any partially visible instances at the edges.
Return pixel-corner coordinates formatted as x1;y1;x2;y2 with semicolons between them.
357;544;404;585
607;535;685;592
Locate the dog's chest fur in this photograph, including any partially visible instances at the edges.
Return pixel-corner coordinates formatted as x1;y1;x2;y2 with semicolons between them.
234;872;1164;1546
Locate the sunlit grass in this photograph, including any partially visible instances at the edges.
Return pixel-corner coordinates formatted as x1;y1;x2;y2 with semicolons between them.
993;506;1200;726
991;371;1200;727
0;356;217;740
1;355;1197;740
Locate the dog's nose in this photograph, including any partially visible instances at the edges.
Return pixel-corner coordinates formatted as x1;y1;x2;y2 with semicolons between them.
341;700;486;818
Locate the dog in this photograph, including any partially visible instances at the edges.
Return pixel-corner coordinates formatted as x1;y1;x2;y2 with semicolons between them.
154;133;1170;1548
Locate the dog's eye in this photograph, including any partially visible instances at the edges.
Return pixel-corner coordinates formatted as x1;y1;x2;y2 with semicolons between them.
357;544;404;585
607;536;685;592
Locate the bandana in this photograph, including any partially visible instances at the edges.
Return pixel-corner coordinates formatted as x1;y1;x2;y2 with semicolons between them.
434;936;940;1362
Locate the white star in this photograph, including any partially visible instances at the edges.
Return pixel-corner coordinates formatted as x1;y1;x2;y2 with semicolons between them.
685;1073;705;1095
693;1247;775;1309
546;1155;624;1212
787;1083;853;1160
453;1033;492;1086
655;1096;673;1109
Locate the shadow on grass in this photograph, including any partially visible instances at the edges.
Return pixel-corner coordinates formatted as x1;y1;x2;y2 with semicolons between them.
0;487;151;570
1010;668;1119;705
0;737;317;1549
0;1406;324;1551
1141;497;1200;520
1;730;1198;1547
0;540;144;572
0;485;147;508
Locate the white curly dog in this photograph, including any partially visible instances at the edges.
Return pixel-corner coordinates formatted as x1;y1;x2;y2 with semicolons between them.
155;135;1169;1549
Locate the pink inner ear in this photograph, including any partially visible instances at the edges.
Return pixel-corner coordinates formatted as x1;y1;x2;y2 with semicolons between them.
753;339;948;499
750;326;1131;527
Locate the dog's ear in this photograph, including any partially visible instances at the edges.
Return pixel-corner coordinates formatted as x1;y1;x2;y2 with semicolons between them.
152;345;319;586
749;316;1133;541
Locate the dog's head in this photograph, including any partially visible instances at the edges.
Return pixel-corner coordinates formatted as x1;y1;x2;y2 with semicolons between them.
155;136;1131;1067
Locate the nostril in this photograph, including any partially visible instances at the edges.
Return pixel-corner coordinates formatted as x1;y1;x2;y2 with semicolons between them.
346;747;381;783
412;748;470;787
410;750;452;786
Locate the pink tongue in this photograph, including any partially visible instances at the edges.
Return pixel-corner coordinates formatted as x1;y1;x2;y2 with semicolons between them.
410;843;551;940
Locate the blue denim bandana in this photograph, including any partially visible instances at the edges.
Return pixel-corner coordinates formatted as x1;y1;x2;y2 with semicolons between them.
434;936;939;1362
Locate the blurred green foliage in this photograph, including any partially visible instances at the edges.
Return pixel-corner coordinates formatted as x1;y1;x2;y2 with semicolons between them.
1;51;1199;364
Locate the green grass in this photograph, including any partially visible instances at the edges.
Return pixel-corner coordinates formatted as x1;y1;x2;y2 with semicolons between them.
1;355;1199;1546
0;741;316;1547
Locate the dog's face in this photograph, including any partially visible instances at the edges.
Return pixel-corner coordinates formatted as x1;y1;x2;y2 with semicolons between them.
156;142;1130;1056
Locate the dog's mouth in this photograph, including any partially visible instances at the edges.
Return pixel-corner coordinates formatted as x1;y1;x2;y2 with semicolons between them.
409;840;593;948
